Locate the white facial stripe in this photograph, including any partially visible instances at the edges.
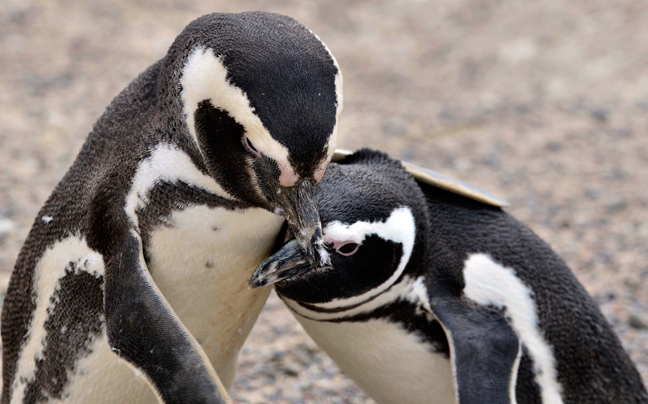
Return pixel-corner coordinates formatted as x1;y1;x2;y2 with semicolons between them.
324;206;415;246
327;71;343;150
124;143;234;226
305;207;415;310
333;72;344;124
180;47;297;180
463;253;564;404
284;276;416;321
11;236;104;404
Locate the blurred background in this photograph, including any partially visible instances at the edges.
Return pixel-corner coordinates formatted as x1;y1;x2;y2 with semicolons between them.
1;0;647;402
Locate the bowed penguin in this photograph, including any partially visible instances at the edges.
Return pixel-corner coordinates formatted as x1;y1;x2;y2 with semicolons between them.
2;12;342;404
251;149;648;404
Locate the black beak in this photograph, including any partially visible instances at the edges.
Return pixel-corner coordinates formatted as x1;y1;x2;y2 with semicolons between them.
249;239;312;288
274;180;324;268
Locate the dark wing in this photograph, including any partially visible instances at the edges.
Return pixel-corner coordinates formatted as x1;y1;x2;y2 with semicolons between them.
429;296;521;404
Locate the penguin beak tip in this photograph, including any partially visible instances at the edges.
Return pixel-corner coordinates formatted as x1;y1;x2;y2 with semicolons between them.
249;239;312;288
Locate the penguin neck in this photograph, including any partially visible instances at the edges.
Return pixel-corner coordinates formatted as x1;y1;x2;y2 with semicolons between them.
421;201;470;295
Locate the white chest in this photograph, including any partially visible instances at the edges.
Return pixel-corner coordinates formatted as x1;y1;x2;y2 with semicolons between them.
295;316;456;404
146;204;283;385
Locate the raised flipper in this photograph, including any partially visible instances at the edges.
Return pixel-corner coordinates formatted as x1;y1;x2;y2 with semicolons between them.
103;229;231;404
333;149;508;207
429;296;521;404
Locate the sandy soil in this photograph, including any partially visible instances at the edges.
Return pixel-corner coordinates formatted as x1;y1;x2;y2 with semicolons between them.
1;1;647;402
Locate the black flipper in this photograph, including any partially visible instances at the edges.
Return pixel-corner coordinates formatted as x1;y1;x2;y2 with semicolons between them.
429;297;521;404
104;230;231;404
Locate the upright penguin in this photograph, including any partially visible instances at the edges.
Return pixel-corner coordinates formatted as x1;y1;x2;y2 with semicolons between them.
2;12;342;404
251;149;648;404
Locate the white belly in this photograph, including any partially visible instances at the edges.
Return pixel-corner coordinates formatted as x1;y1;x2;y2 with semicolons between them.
146;204;283;388
295;316;456;404
49;334;159;404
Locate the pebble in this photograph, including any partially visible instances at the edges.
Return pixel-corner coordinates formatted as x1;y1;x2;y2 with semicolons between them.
629;311;648;330
0;218;15;241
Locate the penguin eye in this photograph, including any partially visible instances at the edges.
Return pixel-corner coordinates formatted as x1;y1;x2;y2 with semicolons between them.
335;242;360;256
243;136;261;157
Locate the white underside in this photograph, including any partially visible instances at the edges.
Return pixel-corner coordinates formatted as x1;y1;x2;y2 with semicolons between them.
147;204;282;386
11;204;282;403
295;316;455;404
46;333;158;404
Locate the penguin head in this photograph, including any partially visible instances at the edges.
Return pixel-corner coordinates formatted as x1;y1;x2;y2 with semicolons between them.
161;12;342;265
250;149;431;306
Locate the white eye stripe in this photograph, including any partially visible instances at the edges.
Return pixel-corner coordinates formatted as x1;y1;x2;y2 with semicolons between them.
283;276;415;321
324;207;415;246
180;47;294;173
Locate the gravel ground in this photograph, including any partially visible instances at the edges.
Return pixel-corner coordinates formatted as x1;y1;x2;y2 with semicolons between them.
1;1;647;402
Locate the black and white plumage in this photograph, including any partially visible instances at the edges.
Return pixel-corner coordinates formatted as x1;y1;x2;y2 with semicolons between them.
251;149;648;404
2;12;341;404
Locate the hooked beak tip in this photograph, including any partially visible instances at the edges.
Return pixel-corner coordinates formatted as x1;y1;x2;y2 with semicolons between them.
248;261;277;288
249;239;313;288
